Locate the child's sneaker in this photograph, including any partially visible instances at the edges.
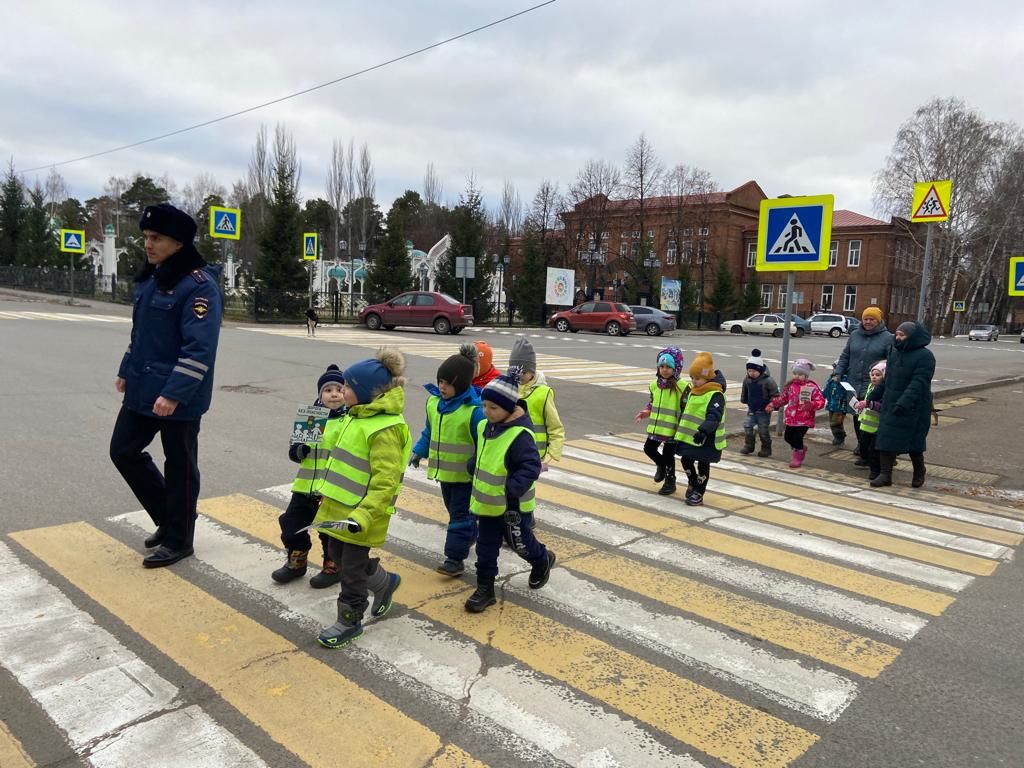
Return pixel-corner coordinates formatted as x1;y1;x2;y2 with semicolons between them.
271;549;308;584
435;559;465;577
685;491;704;506
309;558;340;589
528;550;556;589
370;572;401;618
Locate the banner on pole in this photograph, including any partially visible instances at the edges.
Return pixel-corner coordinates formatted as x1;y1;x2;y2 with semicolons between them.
545;267;575;305
660;277;681;312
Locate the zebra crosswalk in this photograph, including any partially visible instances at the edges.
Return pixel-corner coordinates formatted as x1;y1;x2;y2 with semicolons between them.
0;310;130;323
2;434;1022;767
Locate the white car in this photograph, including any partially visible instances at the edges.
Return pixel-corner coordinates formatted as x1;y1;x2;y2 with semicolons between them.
968;324;999;341
720;313;803;338
807;313;848;338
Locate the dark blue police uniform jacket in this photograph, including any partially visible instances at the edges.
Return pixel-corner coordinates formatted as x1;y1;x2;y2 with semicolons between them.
118;253;222;421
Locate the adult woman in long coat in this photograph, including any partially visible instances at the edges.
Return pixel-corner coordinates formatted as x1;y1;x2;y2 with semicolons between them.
872;321;935;488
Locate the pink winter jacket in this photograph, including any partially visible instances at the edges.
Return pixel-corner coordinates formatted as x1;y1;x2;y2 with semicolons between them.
769;379;826;428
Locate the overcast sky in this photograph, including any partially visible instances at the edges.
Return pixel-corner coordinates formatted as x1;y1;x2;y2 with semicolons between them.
3;0;1022;220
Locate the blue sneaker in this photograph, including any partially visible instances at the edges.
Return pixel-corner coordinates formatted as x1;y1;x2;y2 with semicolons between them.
371;572;401;618
317;621;363;648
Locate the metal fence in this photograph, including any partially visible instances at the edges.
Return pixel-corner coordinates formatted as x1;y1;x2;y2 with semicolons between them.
0;266;134;304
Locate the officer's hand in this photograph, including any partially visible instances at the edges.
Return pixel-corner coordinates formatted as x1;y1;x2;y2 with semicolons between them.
152;396;179;417
115;377;126;393
409;453;421;468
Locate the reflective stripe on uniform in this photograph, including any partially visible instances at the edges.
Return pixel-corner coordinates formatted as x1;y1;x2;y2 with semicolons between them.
172;365;204;381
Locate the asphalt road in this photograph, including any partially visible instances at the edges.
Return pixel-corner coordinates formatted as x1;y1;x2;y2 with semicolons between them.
2;291;1024;768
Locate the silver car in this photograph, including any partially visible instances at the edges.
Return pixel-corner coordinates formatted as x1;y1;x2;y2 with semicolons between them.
629;305;677;336
968;324;999;341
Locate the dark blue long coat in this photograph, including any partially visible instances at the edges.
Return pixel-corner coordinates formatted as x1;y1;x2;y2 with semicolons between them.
875;323;935;455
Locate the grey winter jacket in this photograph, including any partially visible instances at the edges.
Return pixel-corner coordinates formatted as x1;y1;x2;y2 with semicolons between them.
834;324;894;398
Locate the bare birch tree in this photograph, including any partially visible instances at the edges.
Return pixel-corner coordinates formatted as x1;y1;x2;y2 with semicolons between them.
356;143;376;260
181;172;226;217
621;134;664;298
326;138;351;262
565;159;620;297
423;162;444;207
44;168;69;223
663;164;718;320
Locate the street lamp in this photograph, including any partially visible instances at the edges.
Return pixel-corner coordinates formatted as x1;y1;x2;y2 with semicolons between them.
493;253;509;322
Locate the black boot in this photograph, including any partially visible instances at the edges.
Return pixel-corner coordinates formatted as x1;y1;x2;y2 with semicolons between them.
653;465;666;483
757;438;772;458
870;452;895;487
739;433;756;455
911;453;926;488
465;577;496;613
658;468;677;495
144;526;166;548
272;549;309;583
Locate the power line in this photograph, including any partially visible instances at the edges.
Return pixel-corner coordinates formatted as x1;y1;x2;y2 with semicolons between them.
23;1;556;173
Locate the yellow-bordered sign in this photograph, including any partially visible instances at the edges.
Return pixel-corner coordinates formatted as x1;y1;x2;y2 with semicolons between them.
756;194;834;272
952;300;966;312
303;233;318;261
1010;256;1024;297
209;206;241;240
59;229;86;254
910;180;952;223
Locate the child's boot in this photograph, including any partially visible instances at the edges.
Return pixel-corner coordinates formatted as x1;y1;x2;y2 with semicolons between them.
465;577;497;612
790;448;807;468
436;558;465;577
309;557;341;589
658;467;677;496
740;432;756;455
271;549;308;584
369;570;402;618
757;438;772;458
528;550;556;589
653;465;666;483
318;606;363;648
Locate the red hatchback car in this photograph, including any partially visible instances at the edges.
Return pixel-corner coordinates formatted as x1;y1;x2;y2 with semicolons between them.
359;291;474;334
548;301;636;336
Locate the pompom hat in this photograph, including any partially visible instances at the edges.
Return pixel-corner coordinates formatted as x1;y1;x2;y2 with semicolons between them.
481;367;522;413
745;348;766;374
689;351;715;380
317;364;345;397
344;359;392;404
792;358;815;376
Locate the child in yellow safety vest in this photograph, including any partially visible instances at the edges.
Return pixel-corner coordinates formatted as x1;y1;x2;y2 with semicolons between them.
409;344;486;577
674;352;727;507
508;336;564;470
310;348;410;648
464;367;555;613
854;360;886;483
635;346;687;496
272;364;347;588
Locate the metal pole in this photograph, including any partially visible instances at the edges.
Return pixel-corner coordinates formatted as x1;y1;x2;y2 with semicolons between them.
497;267;504;323
916;223;933;324
69;251;75;304
775;270;795;435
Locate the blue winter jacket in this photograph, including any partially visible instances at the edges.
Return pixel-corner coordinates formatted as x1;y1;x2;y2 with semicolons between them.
412;384;485;460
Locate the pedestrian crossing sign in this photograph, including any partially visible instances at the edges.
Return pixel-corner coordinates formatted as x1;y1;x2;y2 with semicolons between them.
59;229;86;254
1010;256;1024;297
756;195;834;272
209;206;241;240
303;233;318;261
910;180;952;223
952;300;966;312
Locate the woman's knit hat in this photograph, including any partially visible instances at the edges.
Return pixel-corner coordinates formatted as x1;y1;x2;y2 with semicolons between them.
896;321;916;336
792;358;815;376
317;364;345;397
689;351;715;380
481;367;523;413
746;348;766;374
862;306;884;322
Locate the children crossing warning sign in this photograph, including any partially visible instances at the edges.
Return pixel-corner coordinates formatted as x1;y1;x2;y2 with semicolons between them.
910;180;952;223
209;206;241;240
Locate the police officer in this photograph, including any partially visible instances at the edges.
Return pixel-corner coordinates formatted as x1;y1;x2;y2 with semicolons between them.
109;203;222;568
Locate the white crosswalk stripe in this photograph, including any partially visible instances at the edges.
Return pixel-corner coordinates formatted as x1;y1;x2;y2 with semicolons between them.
0;311;129;323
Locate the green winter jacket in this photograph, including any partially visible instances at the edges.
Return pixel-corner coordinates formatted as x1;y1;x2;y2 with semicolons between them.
875;323;935;455
312;386;411;548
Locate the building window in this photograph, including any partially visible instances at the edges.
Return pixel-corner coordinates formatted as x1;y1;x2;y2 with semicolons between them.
778;286;788;310
619;242;627;257
667;242;677;265
647;229;655;240
844;285;857;312
829;240;838;268
631;230;641;239
600;231;608;240
631;241;639;258
761;284;772;309
681;241;692;263
821;284;834;310
746;242;757;268
682;227;692;236
699;226;710;236
696;240;707;264
848;240;861;268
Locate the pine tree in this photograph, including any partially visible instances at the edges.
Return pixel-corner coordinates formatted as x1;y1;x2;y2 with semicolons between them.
445;182;495;319
509;232;546;324
257;135;306;292
707;257;737;320
738;272;761;316
22;185;59;267
0;163;26;267
365;217;413;302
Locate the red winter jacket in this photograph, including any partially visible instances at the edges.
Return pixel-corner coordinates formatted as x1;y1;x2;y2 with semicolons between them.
770;379;825;428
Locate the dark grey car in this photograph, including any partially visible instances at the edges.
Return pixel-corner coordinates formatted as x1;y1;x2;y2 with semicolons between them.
629;305;677;336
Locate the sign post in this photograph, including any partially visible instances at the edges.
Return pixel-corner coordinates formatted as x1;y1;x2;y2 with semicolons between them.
209;206;241;293
756;194;834;433
909;180;952;323
59;229;86;304
303;233;318;309
455;256;475;304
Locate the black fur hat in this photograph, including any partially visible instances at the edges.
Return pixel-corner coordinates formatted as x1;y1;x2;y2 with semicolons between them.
139;203;197;243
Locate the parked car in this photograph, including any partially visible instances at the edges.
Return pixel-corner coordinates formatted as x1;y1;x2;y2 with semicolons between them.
719;313;803;337
792;316;812;335
549;301;636;336
968;324;999;342
358;291;474;334
807;313;849;337
844;316;861;334
628;305;676;336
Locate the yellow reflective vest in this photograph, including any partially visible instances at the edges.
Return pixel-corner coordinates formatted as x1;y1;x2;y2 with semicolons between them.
425;395;476;483
859;384;880;434
470;421;536;517
647;380;686;439
675;390;727;450
524;383;553;456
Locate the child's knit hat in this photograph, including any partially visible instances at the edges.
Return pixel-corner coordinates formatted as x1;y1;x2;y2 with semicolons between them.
437;343;477;395
344;348;405;405
508;335;537;373
745;348;766;374
474;340;494;375
792;358;815;376
870;360;887;375
656;346;684;378
481;367;523;413
317;364;345;397
689;351;715;380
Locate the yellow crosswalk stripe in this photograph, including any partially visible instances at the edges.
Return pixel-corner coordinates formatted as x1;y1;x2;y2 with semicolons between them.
0;722;33;768
572;439;1022;546
11;523;456;768
199;494;818;768
400;483;898;677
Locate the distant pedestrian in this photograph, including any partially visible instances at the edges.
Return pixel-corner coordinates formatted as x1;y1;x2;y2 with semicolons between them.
833;306;894;462
739;349;779;458
853;361;886;482
766;358;826;469
110;203;222;569
872;322;936;488
635;346;686;495
674;352;727;506
822;361;851;446
305;307;319;336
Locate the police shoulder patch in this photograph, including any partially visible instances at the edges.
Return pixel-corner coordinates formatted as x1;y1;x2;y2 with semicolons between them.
190;269;208;283
192;296;210;319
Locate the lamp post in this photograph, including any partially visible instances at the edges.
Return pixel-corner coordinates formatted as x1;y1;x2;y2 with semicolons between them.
492;253;509;322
